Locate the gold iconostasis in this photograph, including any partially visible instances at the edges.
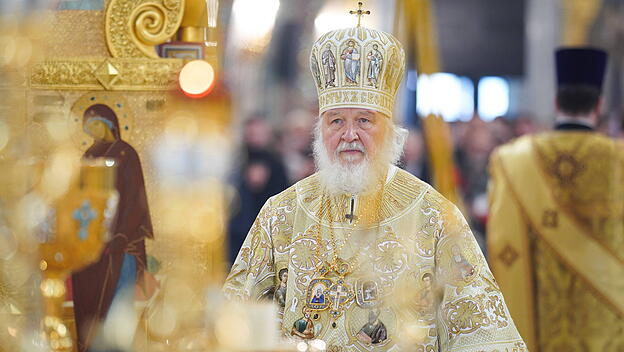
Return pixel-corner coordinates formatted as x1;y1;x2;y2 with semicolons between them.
1;1;233;351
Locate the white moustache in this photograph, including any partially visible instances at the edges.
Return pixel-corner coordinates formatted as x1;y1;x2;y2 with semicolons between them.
336;141;365;153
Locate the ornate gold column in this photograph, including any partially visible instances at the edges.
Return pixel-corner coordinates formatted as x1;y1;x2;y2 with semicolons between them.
396;0;463;208
562;0;604;45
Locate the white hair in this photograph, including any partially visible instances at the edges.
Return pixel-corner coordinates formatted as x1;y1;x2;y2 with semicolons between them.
312;115;408;195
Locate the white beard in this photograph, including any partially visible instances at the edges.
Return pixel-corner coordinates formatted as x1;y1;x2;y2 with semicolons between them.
314;141;373;195
312;122;407;196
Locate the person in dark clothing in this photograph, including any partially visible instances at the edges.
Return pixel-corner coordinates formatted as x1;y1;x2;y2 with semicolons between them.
228;117;289;264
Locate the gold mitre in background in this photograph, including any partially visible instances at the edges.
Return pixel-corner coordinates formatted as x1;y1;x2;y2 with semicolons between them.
309;17;405;118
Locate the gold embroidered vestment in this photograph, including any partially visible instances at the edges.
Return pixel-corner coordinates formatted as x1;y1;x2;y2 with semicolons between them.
488;132;624;352
225;167;525;351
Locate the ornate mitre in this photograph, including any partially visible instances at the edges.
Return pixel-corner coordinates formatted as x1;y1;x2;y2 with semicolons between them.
309;25;406;118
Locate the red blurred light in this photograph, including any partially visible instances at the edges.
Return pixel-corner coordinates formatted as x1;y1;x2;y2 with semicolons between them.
179;60;216;98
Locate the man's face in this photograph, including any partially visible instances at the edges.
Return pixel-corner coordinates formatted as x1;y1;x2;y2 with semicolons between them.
244;119;271;149
245;162;270;191
321;108;387;166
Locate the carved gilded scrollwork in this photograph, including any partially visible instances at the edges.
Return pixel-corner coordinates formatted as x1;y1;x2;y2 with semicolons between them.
105;0;185;58
29;58;184;90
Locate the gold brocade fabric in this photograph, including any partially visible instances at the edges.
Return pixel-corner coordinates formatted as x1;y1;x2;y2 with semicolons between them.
488;132;624;352
224;167;525;351
534;236;624;351
532;133;624;262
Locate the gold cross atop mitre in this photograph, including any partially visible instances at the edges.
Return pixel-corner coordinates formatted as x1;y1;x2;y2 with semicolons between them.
309;1;405;118
349;2;371;27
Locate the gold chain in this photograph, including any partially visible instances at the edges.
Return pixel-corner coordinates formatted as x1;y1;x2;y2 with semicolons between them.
313;193;357;270
314;180;386;274
328;195;360;267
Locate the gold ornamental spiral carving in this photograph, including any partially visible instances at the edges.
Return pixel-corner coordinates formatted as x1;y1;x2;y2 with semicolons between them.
105;0;185;58
132;4;168;46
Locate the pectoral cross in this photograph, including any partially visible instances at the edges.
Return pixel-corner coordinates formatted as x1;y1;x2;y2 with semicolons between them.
349;2;371;27
329;282;352;314
73;200;97;241
345;197;358;223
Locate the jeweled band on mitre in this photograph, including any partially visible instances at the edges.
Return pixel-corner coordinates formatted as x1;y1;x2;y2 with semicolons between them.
310;26;406;118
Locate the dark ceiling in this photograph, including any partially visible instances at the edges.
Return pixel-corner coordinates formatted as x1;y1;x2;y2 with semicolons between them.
433;0;526;78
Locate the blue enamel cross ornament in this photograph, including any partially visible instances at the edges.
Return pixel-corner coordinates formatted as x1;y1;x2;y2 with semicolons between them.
72;200;97;240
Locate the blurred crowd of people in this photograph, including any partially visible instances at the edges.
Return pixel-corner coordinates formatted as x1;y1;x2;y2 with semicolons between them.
226;112;544;263
452;115;540;250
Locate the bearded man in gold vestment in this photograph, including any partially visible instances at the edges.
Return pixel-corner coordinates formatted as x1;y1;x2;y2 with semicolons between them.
224;13;526;352
488;47;624;352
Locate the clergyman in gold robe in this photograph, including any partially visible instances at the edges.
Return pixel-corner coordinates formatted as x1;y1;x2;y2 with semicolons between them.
224;11;526;352
488;47;624;352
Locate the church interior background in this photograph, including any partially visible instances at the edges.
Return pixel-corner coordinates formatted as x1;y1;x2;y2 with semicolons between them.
0;0;623;351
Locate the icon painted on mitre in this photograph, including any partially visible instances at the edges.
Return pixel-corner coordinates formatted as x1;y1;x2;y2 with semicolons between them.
366;44;383;88
341;40;361;84
322;43;337;88
384;50;400;90
311;53;323;89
